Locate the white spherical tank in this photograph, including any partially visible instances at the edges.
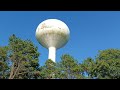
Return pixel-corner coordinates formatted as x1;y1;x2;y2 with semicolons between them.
35;19;70;62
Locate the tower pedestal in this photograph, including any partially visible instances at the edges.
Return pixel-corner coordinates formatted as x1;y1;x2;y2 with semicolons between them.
48;47;56;62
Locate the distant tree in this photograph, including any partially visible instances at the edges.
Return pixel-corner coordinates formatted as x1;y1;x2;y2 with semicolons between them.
8;34;40;79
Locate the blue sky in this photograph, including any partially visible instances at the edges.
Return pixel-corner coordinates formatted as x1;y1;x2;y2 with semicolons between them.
0;11;120;66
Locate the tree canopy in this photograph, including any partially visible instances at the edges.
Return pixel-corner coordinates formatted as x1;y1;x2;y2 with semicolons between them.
0;34;120;79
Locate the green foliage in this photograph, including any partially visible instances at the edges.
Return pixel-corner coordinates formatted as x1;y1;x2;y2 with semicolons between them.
96;49;120;60
0;34;120;79
89;49;120;79
8;34;40;79
39;59;56;79
90;59;120;79
81;58;95;79
57;54;83;79
0;46;9;79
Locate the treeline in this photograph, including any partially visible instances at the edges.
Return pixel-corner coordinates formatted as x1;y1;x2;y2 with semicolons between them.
0;34;120;79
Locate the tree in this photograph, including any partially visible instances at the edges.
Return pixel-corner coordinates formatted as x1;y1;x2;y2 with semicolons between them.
57;54;83;79
90;49;120;79
1;34;120;79
81;57;95;79
8;34;40;79
96;49;120;60
0;46;9;79
39;59;56;79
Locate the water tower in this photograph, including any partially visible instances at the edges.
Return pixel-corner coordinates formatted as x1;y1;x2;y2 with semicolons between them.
35;19;70;62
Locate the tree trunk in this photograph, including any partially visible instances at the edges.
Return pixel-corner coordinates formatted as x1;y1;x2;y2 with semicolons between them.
9;62;14;79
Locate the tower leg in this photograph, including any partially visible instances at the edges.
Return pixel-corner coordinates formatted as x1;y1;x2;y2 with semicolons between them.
48;47;56;62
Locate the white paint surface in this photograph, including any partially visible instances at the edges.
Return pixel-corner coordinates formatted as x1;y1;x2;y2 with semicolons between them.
48;47;56;62
35;19;70;62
